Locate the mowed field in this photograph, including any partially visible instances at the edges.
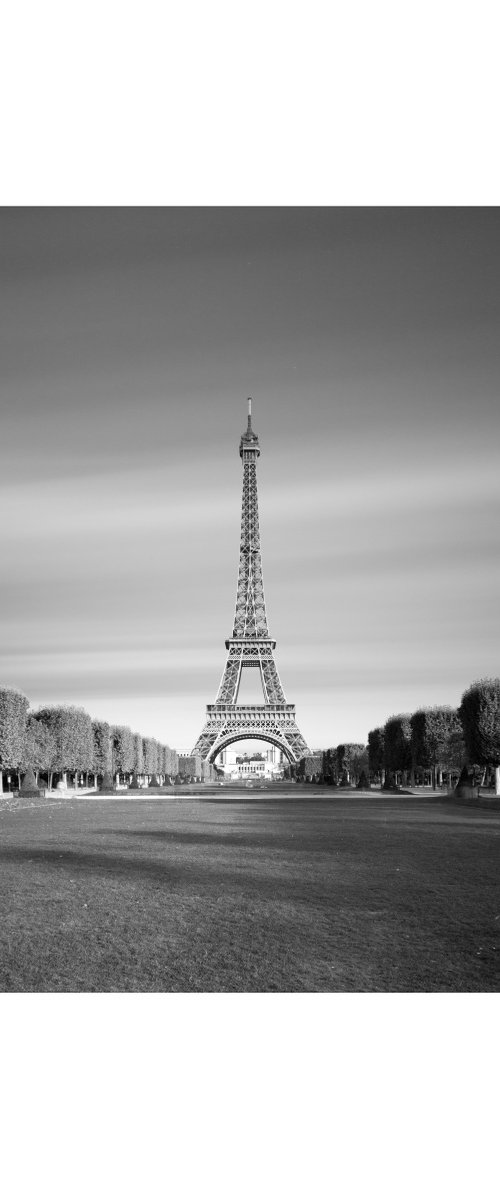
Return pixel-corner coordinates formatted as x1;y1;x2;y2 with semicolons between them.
0;788;498;992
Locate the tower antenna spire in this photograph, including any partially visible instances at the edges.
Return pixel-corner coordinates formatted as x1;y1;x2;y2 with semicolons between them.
247;396;252;428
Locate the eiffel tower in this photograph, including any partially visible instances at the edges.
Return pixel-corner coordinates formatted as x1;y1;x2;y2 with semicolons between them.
192;399;311;765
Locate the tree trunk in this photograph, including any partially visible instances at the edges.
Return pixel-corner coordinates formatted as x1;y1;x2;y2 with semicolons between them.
495;765;500;796
0;771;3;794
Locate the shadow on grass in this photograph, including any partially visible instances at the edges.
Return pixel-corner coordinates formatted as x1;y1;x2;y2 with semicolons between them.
98;828;333;854
0;844;327;901
191;792;465;811
194;794;330;806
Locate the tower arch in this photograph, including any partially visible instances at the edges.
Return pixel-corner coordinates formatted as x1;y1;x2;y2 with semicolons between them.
208;731;295;765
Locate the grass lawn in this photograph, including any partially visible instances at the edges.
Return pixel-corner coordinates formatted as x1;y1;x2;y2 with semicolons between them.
0;788;498;992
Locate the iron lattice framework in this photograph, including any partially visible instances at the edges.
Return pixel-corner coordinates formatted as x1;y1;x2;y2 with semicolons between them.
192;400;311;764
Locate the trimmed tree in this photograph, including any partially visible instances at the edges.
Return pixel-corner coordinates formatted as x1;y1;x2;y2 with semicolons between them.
159;744;168;779
22;714;58;788
92;720;112;790
322;747;338;786
162;744;170;781
0;687;29;791
143;737;157;782
336;743;367;785
411;707;465;789
34;706;94;787
19;765;41;797
352;748;369;786
93;719;112;776
459;679;500;795
148;739;160;787
166;747;178;778
384;714;413;788
297;754;323;782
163;743;171;780
129;733;143;788
368;727;385;785
112;726;134;785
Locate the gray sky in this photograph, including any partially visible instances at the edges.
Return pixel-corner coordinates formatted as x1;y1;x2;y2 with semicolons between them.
1;208;499;749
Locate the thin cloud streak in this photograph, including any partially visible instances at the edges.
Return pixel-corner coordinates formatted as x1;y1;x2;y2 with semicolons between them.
1;451;498;542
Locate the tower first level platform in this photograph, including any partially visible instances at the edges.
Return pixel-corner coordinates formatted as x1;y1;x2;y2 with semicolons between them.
192;399;311;765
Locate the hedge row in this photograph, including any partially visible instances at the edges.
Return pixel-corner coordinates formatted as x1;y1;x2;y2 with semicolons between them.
0;687;179;788
368;678;500;791
321;743;368;785
299;680;500;794
297;744;369;785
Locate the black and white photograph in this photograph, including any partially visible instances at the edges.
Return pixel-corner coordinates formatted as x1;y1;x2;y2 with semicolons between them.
2;206;498;995
1;5;498;1197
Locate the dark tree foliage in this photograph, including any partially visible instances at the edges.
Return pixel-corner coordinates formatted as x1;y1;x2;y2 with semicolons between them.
368;727;385;777
112;726;134;775
322;747;338;785
459;679;500;766
34;706;93;773
384;714;413;778
353;746;369;780
455;763;479;798
297;755;323;780
411;707;464;783
443;725;468;774
19;765;41;796
0;687;29;771
92;720;112;777
337;743;367;783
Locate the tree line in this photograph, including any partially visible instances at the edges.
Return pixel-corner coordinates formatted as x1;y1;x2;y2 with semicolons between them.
367;679;500;794
0;686;179;792
297;679;500;795
297;745;368;785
